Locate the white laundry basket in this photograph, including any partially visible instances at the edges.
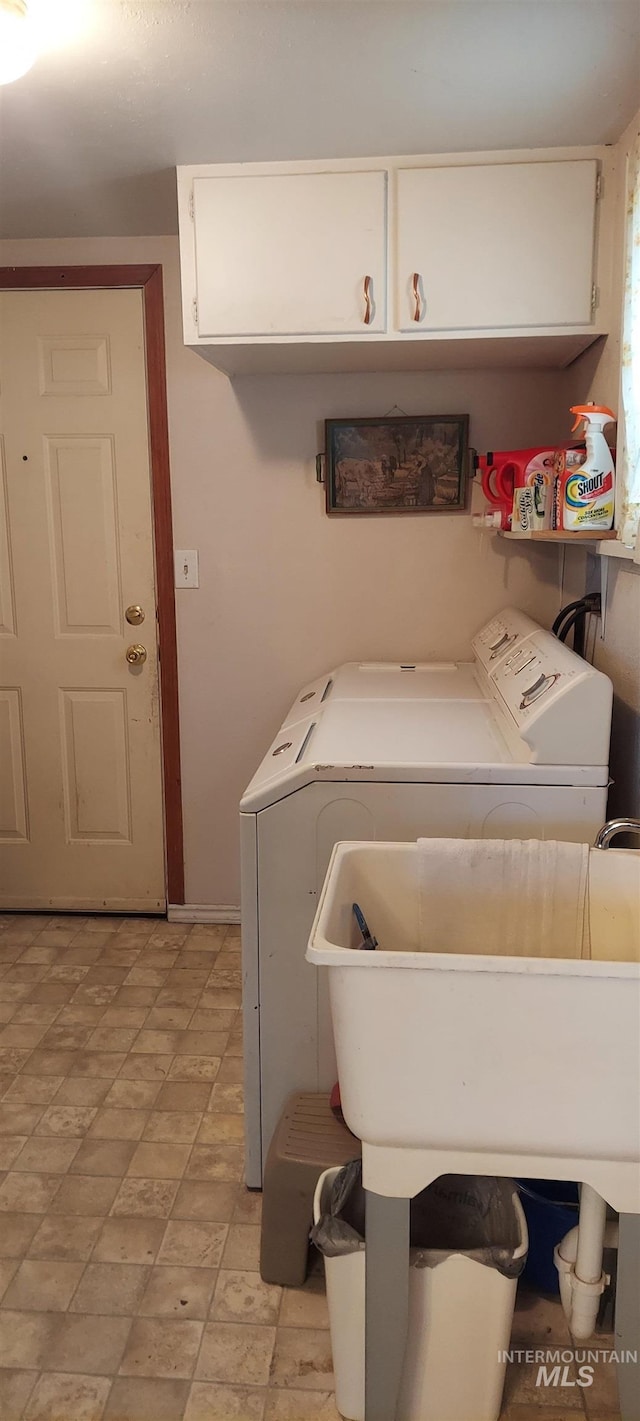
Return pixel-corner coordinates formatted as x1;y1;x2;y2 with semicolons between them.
313;1166;528;1421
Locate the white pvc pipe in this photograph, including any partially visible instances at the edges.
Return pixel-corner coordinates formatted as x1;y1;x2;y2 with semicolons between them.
554;1189;619;1341
555;1226;578;1321
575;1184;608;1284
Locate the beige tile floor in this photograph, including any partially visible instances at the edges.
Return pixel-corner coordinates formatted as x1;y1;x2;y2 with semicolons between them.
0;913;622;1421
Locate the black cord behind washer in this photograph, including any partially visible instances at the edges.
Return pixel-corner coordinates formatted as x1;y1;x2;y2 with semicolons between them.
552;595;601;659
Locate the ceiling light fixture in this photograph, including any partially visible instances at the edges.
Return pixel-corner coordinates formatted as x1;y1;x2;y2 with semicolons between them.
0;0;37;85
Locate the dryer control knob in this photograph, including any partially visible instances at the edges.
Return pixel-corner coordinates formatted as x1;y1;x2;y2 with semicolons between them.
520;673;557;709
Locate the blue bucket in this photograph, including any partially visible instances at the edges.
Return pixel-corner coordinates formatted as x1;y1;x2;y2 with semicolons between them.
516;1179;579;1294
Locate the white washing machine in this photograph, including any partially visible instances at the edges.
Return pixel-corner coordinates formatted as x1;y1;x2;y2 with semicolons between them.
240;608;613;1185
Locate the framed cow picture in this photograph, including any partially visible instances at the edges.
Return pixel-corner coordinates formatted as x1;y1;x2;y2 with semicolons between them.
324;414;469;515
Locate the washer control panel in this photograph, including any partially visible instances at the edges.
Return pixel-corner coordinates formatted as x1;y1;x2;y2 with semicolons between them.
472;609;540;674
491;631;612;765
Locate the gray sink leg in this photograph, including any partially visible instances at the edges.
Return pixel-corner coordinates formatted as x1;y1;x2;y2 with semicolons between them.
615;1213;640;1421
364;1190;410;1421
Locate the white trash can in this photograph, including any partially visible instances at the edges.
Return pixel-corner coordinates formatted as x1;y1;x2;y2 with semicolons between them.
313;1165;528;1421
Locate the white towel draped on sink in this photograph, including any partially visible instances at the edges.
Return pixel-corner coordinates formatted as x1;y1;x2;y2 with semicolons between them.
417;838;590;959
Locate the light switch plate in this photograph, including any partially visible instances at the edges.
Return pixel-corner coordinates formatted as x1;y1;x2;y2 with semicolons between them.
174;549;199;589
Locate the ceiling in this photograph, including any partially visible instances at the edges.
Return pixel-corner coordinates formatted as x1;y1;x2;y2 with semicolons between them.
1;0;638;239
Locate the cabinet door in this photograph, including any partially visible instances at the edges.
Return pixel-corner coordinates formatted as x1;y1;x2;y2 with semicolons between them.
193;170;387;337
395;160;597;332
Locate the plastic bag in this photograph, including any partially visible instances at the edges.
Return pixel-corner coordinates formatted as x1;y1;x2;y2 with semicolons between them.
310;1161;526;1279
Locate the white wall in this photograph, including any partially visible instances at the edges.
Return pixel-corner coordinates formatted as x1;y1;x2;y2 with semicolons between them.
562;105;640;821
0;235;583;906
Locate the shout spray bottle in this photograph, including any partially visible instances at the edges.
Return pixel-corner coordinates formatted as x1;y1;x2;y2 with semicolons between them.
563;404;616;531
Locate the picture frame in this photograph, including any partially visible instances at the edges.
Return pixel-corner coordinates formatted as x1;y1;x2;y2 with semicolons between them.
324;414;470;516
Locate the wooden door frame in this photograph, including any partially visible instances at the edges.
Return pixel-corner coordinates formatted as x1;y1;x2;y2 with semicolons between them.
0;264;185;905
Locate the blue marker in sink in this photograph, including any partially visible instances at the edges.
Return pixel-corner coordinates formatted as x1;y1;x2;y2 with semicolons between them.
352;902;378;950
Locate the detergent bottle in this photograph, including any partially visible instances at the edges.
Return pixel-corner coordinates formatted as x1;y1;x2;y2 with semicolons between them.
562;405;616;531
478;447;556;531
477;454;513;528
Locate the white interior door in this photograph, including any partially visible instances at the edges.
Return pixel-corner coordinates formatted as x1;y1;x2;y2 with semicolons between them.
193;170;387;336
0;288;166;912
395;160;597;331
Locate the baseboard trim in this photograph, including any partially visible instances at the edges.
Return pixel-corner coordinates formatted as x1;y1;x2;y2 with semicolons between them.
0;898;165;914
167;904;241;924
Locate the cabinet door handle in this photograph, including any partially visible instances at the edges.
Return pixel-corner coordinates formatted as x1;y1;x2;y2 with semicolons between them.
412;272;422;322
363;275;373;326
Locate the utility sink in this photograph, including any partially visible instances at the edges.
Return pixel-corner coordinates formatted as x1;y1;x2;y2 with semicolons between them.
307;843;640;1170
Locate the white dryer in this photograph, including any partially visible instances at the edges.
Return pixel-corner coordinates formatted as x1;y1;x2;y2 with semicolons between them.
240;608;612;1185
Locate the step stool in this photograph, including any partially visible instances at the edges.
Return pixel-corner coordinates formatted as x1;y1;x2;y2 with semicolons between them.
260;1090;361;1286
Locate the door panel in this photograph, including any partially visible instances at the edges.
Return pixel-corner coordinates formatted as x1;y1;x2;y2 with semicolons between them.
60;690;132;842
0;288;165;910
194;170;387;336
0;439;16;637
0;690;28;841
38;334;112;396
395;160;597;331
45;436;122;636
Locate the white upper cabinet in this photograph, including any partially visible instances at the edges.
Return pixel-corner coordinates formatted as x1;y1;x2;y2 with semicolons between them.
178;151;609;372
192;171;387;337
395;160;597;332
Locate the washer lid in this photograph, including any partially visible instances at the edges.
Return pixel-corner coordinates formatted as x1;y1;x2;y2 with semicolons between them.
278;607;542;730
305;699;513;767
242;697;512;813
281;661;485;728
329;661;485;702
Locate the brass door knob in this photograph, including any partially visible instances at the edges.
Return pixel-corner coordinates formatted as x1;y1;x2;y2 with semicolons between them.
126;643;147;666
125;604;145;626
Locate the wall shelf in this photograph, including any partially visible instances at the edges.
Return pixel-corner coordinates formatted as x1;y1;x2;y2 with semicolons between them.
498;530;618;544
